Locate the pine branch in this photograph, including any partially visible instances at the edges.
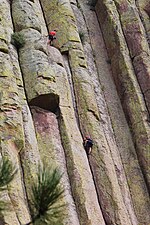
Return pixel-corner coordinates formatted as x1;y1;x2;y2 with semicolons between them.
26;163;65;225
0;157;17;191
0;157;17;212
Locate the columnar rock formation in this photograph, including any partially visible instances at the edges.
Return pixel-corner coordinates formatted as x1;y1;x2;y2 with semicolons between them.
0;0;150;224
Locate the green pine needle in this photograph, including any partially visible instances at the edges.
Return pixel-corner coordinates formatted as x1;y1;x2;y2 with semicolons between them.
0;157;17;212
0;157;17;191
31;164;65;224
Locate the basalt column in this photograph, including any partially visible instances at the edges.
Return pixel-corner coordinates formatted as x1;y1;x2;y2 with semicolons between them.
12;0;105;224
40;0;141;224
96;0;150;196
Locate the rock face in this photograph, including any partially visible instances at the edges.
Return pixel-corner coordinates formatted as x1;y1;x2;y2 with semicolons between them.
0;0;150;224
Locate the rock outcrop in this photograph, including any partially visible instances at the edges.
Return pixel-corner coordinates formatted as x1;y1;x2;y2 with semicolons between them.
0;0;150;224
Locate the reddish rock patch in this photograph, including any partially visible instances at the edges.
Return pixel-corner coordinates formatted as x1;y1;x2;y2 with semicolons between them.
125;23;142;57
117;1;128;13
31;106;57;135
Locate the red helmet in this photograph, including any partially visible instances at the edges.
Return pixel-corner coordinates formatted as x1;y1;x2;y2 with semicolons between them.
49;31;56;35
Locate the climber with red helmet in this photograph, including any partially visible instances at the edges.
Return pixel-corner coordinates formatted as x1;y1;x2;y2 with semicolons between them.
83;136;93;155
48;30;56;46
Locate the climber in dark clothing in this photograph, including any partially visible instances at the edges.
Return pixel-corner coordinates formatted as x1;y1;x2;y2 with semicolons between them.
48;30;56;45
83;136;93;155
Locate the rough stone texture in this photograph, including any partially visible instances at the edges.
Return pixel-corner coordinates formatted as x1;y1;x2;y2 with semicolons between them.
12;0;105;224
113;0;150;123
12;0;41;32
96;0;150;197
40;0;81;52
41;1;144;224
136;0;150;47
71;2;148;225
0;1;31;224
48;48;105;225
19;31;57;102
73;1;150;224
20;103;41;212
0;0;150;224
31;106;80;225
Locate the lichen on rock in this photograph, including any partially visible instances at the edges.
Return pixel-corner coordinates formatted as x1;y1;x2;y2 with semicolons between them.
0;0;150;224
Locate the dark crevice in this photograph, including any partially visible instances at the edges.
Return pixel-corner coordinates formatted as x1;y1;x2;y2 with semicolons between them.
88;154;111;225
70;2;108;224
0;75;7;78
17;153;32;224
14;55;29;106
10;0;29;106
38;0;49;34
29;93;59;113
62;52;82;132
79;64;86;68
0;49;8;54
57;113;86;225
70;2;76;6
60;50;98;222
78;56;85;59
87;158;108;225
0;38;7;44
17;84;23;88
37;75;54;80
57;62;64;67
69;40;80;43
87;109;100;121
9;2;32;223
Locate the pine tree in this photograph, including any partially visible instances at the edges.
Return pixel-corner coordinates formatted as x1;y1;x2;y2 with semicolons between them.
0;157;17;211
26;164;65;225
